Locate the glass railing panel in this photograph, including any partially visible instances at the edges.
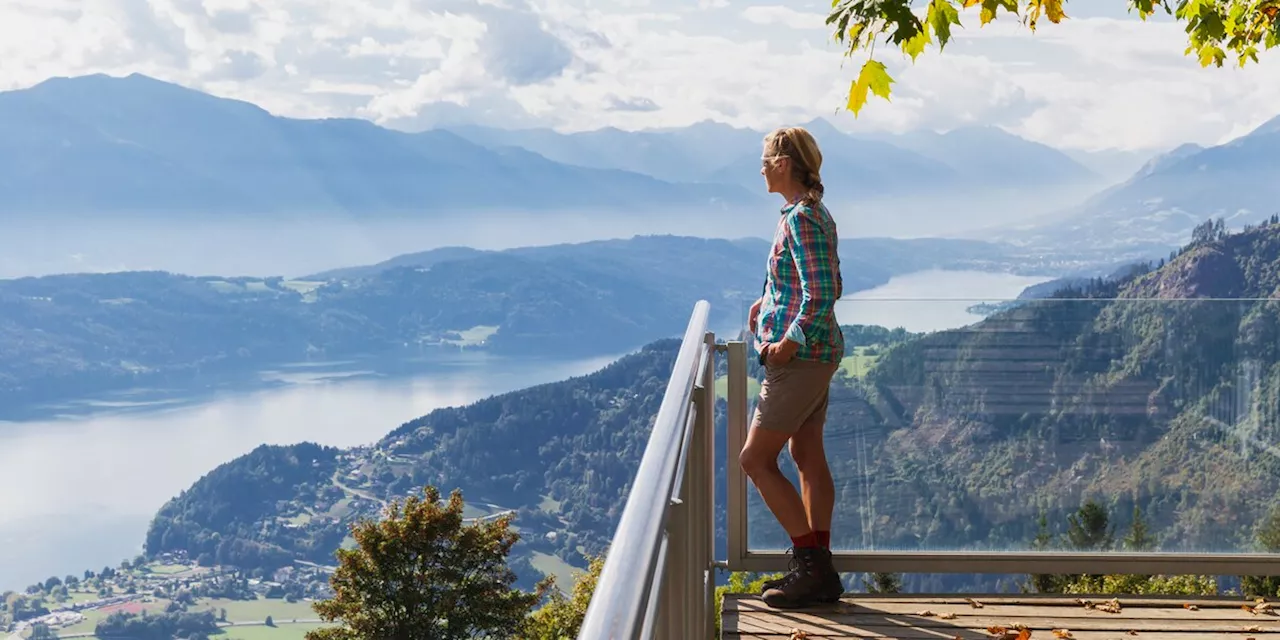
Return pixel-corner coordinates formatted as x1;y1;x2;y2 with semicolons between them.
738;297;1280;559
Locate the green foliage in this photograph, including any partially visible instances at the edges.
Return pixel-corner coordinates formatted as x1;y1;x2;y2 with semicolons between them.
307;485;547;640
1242;503;1280;598
1123;506;1156;552
1027;500;1219;597
1066;499;1114;552
520;555;605;640
94;610;219;640
829;0;1280;115
862;572;904;593
1062;573;1218;596
28;623;57;640
145;442;344;571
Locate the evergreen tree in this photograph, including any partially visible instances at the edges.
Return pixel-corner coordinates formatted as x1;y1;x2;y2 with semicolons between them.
307;485;547;640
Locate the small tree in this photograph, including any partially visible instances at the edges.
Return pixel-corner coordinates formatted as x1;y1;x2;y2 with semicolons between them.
28;623;57;640
862;572;902;594
520;555;605;639
1066;499;1113;552
307;485;547;640
1122;506;1156;552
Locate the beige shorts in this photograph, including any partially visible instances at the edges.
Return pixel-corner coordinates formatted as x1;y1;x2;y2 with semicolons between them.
750;357;839;436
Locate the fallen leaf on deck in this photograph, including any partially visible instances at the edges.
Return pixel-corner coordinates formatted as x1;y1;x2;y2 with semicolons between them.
1256;601;1275;614
1096;598;1122;613
1126;632;1138;636
940;612;958;620
1246;625;1262;632
915;610;937;617
967;598;986;609
1052;630;1073;639
1184;603;1200;611
788;629;808;640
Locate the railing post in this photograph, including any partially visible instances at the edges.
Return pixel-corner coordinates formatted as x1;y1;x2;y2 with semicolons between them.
699;332;717;640
725;340;749;571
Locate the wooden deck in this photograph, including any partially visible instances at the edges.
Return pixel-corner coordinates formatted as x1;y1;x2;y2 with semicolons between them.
722;594;1280;639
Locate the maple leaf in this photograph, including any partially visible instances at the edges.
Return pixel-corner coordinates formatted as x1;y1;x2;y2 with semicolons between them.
902;27;931;61
927;0;962;48
789;629;808;640
846;59;893;116
1053;630;1074;639
1045;0;1067;22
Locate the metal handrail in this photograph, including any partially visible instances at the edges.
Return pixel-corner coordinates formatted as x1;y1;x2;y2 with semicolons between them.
576;301;714;640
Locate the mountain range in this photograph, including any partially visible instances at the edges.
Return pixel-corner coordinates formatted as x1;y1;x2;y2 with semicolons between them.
0;73;1103;225
994;116;1280;257
4;72;1279;261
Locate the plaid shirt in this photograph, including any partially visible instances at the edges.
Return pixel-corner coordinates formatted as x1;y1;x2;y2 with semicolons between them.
756;200;844;364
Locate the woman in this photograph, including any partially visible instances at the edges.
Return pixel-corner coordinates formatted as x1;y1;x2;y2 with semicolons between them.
741;125;844;609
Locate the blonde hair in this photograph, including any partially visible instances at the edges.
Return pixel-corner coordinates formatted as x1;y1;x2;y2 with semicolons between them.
763;126;824;206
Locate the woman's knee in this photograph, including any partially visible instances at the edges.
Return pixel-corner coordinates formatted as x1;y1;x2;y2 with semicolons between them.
739;444;777;479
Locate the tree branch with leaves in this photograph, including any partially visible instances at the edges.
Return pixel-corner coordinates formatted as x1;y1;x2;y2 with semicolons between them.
829;0;1280;115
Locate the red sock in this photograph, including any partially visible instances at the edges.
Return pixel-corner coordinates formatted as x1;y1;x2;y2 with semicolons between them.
791;532;819;549
815;530;831;549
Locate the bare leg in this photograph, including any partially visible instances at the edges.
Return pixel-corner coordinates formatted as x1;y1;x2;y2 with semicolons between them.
740;423;811;538
789;397;834;534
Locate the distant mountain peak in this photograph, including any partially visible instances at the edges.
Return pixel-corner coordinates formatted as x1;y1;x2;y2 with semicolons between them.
1246;112;1280;138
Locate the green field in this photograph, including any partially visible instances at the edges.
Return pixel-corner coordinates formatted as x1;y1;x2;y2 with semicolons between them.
76;621;328;640
200;597;318;623
713;375;761;400
217;622;330;639
530;551;583;592
839;346;881;379
145;562;196;575
443;325;499;347
53;598;171;636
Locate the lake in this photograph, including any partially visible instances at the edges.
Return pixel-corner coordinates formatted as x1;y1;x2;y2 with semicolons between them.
0;351;621;591
836;269;1051;333
0;268;1048;591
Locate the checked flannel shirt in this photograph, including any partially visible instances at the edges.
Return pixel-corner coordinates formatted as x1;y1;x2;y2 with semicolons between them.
755;200;844;364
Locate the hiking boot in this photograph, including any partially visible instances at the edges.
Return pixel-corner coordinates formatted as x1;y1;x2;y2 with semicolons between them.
759;548;800;595
761;547;840;609
760;548;845;603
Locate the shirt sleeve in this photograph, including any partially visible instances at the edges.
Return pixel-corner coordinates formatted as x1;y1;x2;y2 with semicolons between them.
784;208;839;346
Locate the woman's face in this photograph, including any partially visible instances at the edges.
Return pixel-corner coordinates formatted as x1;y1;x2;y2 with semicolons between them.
760;152;789;194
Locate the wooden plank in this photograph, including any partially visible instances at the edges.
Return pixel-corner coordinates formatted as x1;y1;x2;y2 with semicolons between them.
730;597;1280;621
726;633;1280;639
725;593;1275;610
727;611;1280;634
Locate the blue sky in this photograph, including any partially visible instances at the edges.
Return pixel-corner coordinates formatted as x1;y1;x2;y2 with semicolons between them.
3;0;1278;152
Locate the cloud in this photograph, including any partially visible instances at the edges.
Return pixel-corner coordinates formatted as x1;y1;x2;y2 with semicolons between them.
1;0;1278;152
741;6;826;30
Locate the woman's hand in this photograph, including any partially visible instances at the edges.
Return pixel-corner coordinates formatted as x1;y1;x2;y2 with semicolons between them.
764;339;798;367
